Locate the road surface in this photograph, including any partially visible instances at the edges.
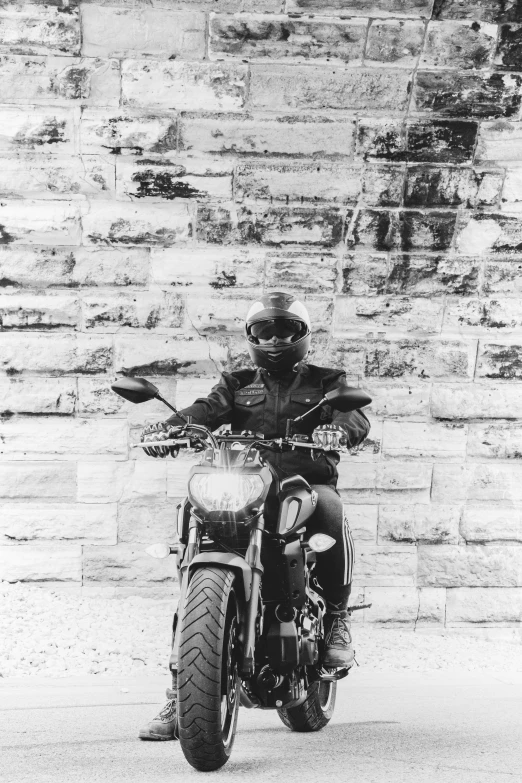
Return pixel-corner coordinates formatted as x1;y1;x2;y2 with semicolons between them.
1;669;521;783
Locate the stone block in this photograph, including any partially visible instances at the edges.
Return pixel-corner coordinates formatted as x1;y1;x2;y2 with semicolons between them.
337;461;432;504
250;64;411;111
77;461;167;503
343;504;377;542
348;210;457;252
265;251;338;294
180;112;356;157
0;153;114;199
117;500;178;544
431;382;522;419
81;6;205;59
365;19;424;67
82;291;184;332
235;160;362;204
0;418;127;460
0;462;75;498
80;109;177;156
412;70;522;118
151;246;264;291
432;0;522;23
404;166;476;208
185;294;255;334
0;106;77;154
0;503;117;545
237;204;345;247
446;587;522;623
82;543;176;584
82;201;193;246
461;506;522;543
495;24;522;70
382;421;467;461
334;295;443;337
0;292;80;330
500;165;522;210
175;377;221;409
406;119;479;163
362;165;405;207
484;260;522;297
0;55;120;106
0;200;81;245
0;333;112;375
114;335;227;377
418;544;522;587
421;21;497;69
0;377;76;415
476;169;504;208
443;298;522;336
0;246;149;288
122;60;247;111
356;117;405;161
0;4;80;55
82;1;282;8
364;587;445;624
354;545;417;586
456;213;522;256
379;504;460;544
364;382;430;417
385;254;481;297
0;545;81;582
210;14;366;62
476;342;522;380
468;421;522;460
476;120;522;163
341;253;389;296
364;338;476;380
117;156;232;202
286;0;433;17
432;463;522;504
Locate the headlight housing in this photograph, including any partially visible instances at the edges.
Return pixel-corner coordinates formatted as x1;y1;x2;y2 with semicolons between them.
189;472;265;513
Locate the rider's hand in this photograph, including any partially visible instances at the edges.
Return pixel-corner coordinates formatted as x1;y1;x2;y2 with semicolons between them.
140;422;183;458
312;424;348;451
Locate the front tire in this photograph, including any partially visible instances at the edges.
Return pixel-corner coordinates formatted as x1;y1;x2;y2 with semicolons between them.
278;680;337;732
177;567;240;771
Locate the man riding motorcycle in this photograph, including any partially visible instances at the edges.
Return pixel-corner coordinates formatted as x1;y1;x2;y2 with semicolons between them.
138;291;370;741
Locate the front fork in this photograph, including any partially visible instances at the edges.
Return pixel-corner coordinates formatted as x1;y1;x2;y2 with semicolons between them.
169;515;264;678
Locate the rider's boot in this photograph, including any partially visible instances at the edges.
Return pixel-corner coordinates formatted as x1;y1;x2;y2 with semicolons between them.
138;681;178;741
322;585;355;669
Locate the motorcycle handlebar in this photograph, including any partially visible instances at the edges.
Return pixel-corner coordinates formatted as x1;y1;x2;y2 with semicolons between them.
134;434;342;454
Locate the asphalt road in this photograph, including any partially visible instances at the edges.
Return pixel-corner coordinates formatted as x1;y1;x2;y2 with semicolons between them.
1;670;521;783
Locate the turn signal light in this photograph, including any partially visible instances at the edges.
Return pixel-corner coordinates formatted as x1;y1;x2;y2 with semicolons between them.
308;534;336;553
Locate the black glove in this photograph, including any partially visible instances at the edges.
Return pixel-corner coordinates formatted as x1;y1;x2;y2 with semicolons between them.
140;422;183;458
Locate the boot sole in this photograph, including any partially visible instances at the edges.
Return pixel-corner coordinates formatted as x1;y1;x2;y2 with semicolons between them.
138;730;177;741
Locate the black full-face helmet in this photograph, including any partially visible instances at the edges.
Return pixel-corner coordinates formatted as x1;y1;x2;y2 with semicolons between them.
245;291;311;373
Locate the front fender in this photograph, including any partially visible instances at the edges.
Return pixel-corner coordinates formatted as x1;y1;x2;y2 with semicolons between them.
187;552;252;602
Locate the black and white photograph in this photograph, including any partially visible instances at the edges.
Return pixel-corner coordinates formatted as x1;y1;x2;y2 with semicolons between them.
0;1;521;781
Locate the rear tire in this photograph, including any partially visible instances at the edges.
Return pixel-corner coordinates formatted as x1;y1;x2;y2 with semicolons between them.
177;567;240;771
278;680;336;732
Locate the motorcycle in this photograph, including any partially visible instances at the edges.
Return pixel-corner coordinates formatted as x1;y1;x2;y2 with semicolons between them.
111;377;372;772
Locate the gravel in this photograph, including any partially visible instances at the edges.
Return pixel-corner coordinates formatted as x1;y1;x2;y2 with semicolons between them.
1;581;521;679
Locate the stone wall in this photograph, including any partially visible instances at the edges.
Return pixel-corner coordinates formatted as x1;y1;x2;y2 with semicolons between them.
0;0;521;633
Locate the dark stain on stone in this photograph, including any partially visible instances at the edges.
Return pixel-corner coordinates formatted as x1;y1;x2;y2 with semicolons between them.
198;206;235;244
387;254;479;296
131;170;203;200
14;119;68;148
0;410;14;419
5;367;20;376
407;120;478;163
404;166;469;207
358;124;405;160
150;123;178;154
106;146;144;155
0;277;15;287
415;71;522;119
374;211;396;251
495;24;522;70
471;21;481;31
482;344;522;379
60;67;90;100
433;0;522;23
399;211;457;252
210;271;237;289
0;225;15;244
121;361;194;376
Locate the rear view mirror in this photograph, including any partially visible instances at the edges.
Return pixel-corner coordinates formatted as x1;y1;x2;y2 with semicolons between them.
111;377;159;404
325;386;372;413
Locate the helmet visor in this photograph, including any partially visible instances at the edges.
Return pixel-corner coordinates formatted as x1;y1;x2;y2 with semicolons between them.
250;319;304;341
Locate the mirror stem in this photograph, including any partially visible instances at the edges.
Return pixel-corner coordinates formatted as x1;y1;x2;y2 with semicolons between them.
155;394;189;423
293;396;328;423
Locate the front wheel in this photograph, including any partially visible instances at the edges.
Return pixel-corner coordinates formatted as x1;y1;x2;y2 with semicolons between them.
278;680;337;732
178;567;240;771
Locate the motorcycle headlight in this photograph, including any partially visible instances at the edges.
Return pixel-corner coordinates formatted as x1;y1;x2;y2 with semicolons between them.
189;473;265;513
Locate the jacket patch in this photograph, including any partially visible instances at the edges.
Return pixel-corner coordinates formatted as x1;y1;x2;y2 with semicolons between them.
238;388;266;396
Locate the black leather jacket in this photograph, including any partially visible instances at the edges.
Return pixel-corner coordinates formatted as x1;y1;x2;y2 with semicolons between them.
167;362;370;487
